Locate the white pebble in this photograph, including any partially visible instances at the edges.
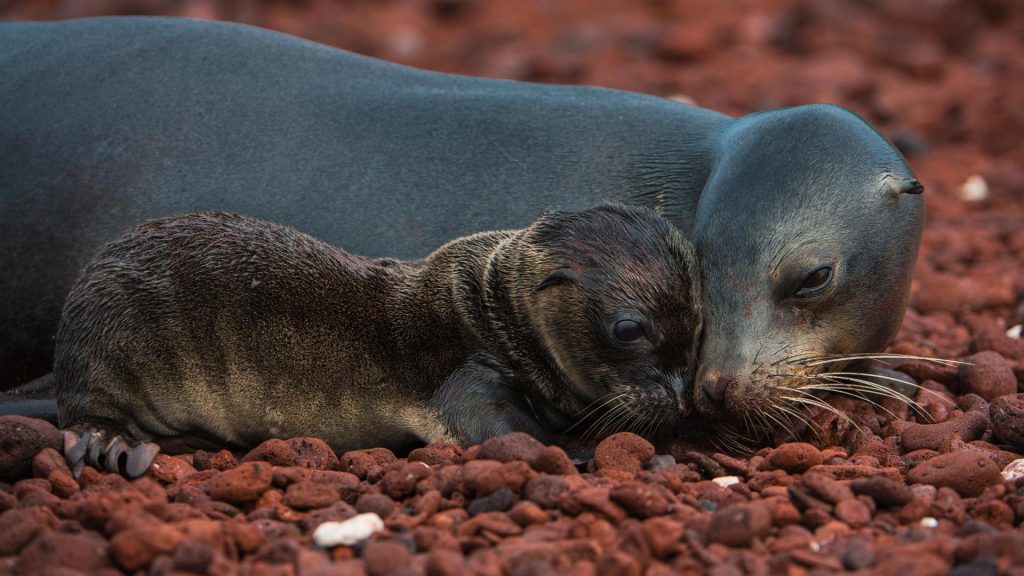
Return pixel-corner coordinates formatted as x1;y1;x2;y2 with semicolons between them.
312;513;385;547
920;517;939;528
957;174;989;202
1007;325;1022;339
1001;459;1024;482
711;475;741;487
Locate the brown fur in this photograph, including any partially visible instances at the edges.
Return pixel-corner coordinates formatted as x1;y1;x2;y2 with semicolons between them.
55;205;701;452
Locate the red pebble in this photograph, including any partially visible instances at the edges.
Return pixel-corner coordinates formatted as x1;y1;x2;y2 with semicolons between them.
207;461;273;503
594;432;655;474
958;351;1017;400
906;451;1002;497
763;443;823;473
707;503;773;546
286;437;339;470
241;438;298;467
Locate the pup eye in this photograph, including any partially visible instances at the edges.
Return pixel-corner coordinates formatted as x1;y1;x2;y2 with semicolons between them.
613;320;645;342
795;266;833;298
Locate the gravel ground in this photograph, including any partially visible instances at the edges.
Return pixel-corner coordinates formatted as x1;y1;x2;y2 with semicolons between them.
1;0;1023;574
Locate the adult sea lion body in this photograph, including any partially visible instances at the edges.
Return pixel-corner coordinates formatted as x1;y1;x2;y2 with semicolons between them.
56;206;703;476
0;17;923;425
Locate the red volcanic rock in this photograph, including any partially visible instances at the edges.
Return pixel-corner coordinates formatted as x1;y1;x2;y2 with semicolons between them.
0;506;59;555
763;443;823;473
207;461;273;503
241;438;299;467
594;432;655;475
283;480;340;510
906;452;1002;497
958;352;1018;400
110;523;185;572
339;447;397;480
287;437;340;470
990;394;1024;451
900;410;989;451
31;447;71;479
531;445;579;475
379;461;432;499
362;539;415;576
148;454;198;484
609;481;673;518
462;460;533;495
707;503;773;547
850;477;913;508
408;442;464;467
0;416;62;482
16;531;112;573
355;492;396;518
477;432;545;464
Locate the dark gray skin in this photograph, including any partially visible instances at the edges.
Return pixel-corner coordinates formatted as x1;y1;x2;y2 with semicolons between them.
57;206;702;476
0;17;923;429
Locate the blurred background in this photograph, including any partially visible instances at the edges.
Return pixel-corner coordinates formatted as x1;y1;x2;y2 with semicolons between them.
3;0;1023;354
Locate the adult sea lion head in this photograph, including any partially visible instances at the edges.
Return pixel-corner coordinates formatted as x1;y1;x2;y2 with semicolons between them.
483;204;703;439
691;104;924;435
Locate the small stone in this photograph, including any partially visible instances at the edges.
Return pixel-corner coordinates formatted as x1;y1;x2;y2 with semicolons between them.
287;437;339;470
355;493;396;518
990;394;1024;451
207;461;273;503
110;523;185;572
764;443;822;473
834;499;871;527
906;452;1002;497
850;476;913;508
477;432;545;464
284;480;340;510
712;476;741;488
707;503;773;546
531;445;578;475
362;540;414;576
379;462;431;499
1001;459;1024;482
958;352;1017;401
32;447;71;479
173;540;214;573
312;512;385;547
467;487;516;516
609;482;672;518
594;432;655;474
408;443;463;467
15;530;112;573
241;438;298;467
901;410;989;452
0;506;59;555
957;174;988;202
920;517;939;528
0;416;62;482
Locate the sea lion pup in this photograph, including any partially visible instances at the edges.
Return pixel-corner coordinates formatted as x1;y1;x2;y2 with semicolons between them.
56;205;702;477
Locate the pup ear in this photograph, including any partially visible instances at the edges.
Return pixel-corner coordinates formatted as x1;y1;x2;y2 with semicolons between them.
536;268;579;292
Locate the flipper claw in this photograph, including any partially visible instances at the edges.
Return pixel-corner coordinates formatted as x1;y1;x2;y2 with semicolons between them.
125;443;161;478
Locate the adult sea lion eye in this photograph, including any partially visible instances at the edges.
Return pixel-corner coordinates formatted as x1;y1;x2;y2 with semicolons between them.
613;320;645;342
795;266;833;298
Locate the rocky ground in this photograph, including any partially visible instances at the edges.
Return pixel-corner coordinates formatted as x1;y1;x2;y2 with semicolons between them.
2;0;1024;574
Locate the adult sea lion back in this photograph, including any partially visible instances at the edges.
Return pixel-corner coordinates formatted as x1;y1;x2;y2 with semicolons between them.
0;17;922;398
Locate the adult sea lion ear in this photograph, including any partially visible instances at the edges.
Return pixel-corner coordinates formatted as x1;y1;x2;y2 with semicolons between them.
892;178;924;196
536;269;579;292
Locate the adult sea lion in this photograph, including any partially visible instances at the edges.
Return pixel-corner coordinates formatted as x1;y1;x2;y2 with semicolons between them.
0;17;923;426
57;206;703;476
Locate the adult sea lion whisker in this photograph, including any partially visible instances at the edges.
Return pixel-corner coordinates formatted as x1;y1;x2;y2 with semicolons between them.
797;353;965;368
779;393;863;434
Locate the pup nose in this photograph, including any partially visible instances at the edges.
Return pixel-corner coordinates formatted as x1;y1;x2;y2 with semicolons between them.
699;373;734;411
